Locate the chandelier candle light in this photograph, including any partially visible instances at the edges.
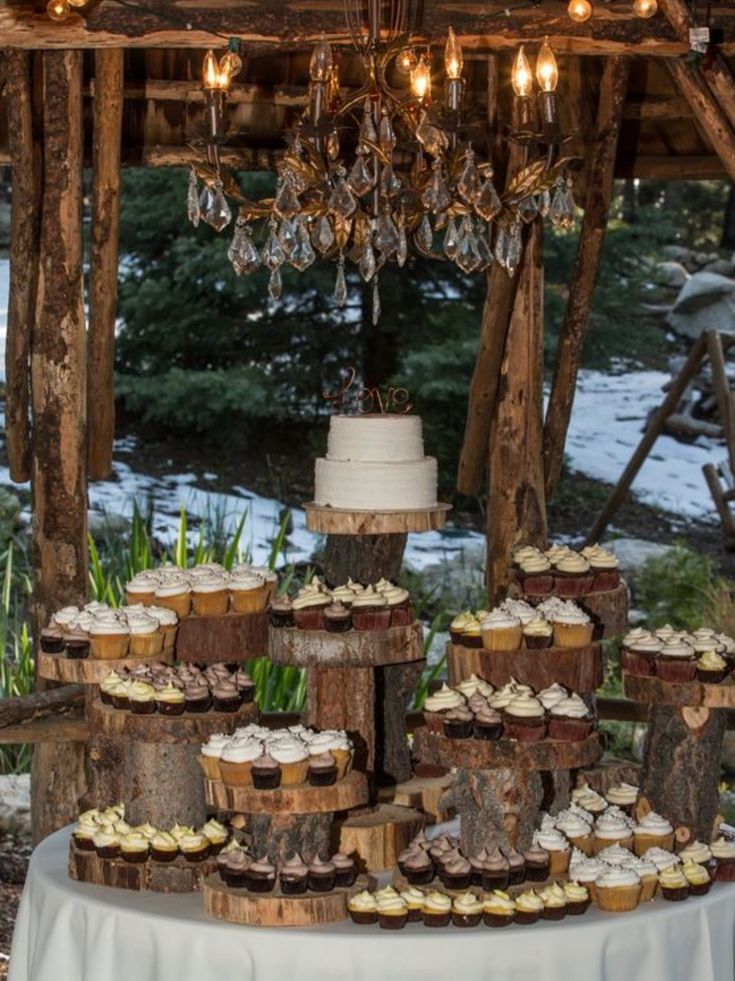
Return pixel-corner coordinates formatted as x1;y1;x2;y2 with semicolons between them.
187;7;576;322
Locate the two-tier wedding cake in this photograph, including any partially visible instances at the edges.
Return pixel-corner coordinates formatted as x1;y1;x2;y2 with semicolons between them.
314;415;438;511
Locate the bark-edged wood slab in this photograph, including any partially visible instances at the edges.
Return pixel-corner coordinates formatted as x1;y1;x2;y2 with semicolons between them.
269;622;424;668
413;728;602;772
175;611;268;664
68;841;217;893
304;503;451;535
624;672;735;708
203;872;375;926
446;641;604;692
378;772;456;824
509;580;629;639
204;770;368;815
38;650;174;684
335;804;425;872
88;697;259;743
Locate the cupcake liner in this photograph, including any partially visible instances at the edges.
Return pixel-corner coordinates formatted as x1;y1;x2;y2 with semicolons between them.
473;722;503;741
389;604;413;627
150;847;179;863
349;910;378;925
192;591;230;617
155;593;191;618
481;626;523;652
524;863;550;882
461;634;483;649
593;834;633;855
483;912;514;927
352;608;392;631
219;759;253;787
405;907;423;923
130;699;156;715
185;696;212;713
481;872;509;892
308;871;336;892
521;574;554;597
696;668;729;684
553;574;594;598
308;766;338;787
633;832;674;857
160;624;178;652
95;845;120;860
72;835;96;852
130;631;164;658
212;695;243;713
443;719;472;739
253;769;281;790
655;657;696;682
713;859;735;882
65;642;90;660
596;883;641;912
589;570;620;592
121;849;149;864
230;587;269;614
293;607;328;630
280;876;308;895
334;869;356;888
552;622;594;649
567;834;594;857
378;913;407;930
660;885;689;902
548;717;593;742
157;699;185;716
279;759;310;786
687;881;712;896
514;910;541;925
405;867;434;886
125;590;155;606
639;875;658;903
547;850;570;875
90;634;130;660
422;912;451;928
566;898;591;916
523;634;552;650
332;748;353;779
541;906;566;921
449;630;464;645
452;912;482;928
197;755;222;781
621;649;656;677
245;874;276;891
324;617;352;633
503;719;547;742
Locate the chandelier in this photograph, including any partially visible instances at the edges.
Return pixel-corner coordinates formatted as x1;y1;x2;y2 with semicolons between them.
187;2;577;322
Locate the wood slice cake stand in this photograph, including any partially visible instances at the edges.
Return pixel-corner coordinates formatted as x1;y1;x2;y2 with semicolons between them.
378;772;456;825
446;641;603;692
174;610;268;664
304;503;451;535
203;873;375;927
413;729;601;857
69;842;217;894
89;698;259;743
509;581;629;639
335;804;425;873
38;650;174;684
623;671;728;843
390;867;567;899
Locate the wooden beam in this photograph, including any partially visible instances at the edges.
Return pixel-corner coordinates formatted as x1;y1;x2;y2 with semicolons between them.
0;684;85;728
102;79;311;107
2;49;40;483
87;49;123;479
615;154;725;179
622;95;691;119
31;49;89;843
585;333;708;544
487;220;546;600
544;56;631;500
0;716;89;744
666;58;735;184
0;1;685;55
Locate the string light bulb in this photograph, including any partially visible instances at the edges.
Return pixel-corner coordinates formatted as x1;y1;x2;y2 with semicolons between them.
310;36;333;82
511;46;533;98
444;27;463;81
202;49;220;91
633;0;657;17
46;0;70;19
536;37;558;93
410;54;432;103
567;0;592;22
67;0;89;7
396;47;417;74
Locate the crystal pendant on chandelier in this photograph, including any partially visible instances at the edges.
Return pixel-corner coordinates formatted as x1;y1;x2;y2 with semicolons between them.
274;179;301;220
455;217;482;274
397;216;408;268
560;179;576;228
334;255;348;307
375;209;400;258
549;180;567;228
518;195;539;223
443;217;459;261
262;222;286;270
476;227;493;270
378;112;396;153
348;150;376;197
187;169;200;227
268;266;283;301
359;104;378;144
537;188;551;218
415;112;449;157
457;150;482;205
372;278;381;326
421;163;451;214
359;239;377;282
328;174;357;218
505;222;523;276
313;215;335;254
416;214;433;252
290;217;317;271
278;218;298;259
199;181;232;232
475;177;502;222
380;163;402;197
227;218;261;276
495;225;508;269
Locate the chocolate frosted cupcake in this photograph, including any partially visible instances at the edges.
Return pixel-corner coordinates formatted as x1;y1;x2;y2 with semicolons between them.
441;854;472;890
280;853;309;894
443;705;474;739
351;588;391;631
212;679;242;713
504;847;526;886
234;669;256;703
268;597;294;628
548;694;593;742
481;847;509;891
184;681;211;713
222;848;250;888
65;628;90;659
308;855;336;892
523;842;550;882
40;625;65;654
324;602;352;633
252;751;281;790
332;852;356;888
246;857;277;893
656;640;696;682
403;848;433;886
308;751;338;787
472;705;503;741
503;694;547;742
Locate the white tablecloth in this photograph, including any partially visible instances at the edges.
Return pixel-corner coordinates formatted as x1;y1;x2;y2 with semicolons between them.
9;827;735;981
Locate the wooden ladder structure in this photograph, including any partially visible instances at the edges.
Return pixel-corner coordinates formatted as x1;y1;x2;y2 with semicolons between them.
586;329;735;548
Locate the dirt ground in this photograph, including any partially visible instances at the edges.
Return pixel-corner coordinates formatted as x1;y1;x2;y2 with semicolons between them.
0;832;31;976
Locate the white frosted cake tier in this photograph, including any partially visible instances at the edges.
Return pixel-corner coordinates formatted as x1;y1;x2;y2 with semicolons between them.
326;415;425;463
314;458;438;510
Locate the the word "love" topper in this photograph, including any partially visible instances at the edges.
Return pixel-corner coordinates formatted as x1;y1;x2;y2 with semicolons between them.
323;367;414;415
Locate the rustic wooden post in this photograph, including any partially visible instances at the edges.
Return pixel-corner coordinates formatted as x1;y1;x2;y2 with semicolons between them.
666;59;735;185
88;49;124;479
3;49;41;483
543;56;630;500
30;50;88;842
486;221;546;600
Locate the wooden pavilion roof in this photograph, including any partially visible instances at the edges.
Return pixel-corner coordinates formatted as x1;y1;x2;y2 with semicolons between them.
0;0;734;181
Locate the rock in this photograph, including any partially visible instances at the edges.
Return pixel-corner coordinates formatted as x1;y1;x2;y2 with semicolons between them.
661;245;692;263
602;538;675;579
0;773;31;835
408;542;486;615
693;251;720;269
651;261;689;288
703;258;735;277
666;272;735;338
88;510;130;538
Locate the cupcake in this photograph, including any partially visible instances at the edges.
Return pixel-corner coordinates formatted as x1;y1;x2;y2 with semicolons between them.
443;706;474;739
270;737;309;785
323;602;352;633
462;619;483;649
678;840;714;875
147;605;178;653
211;679;242;713
555;810;594;856
219;738;262;787
280;853;309;894
72;815;99;851
480;847;510;891
595;868;641;912
482;889;516;927
621;632;661;677
523;842;550;882
397;847;430;885
552;607;593;648
449;612;473;645
65;628;90;660
348;890;378;925
593;811;634;854
221;848;250;888
125;573;158;606
623;855;658;902
400;886;426;922
633;811;674;856
247;565;279;603
383;585;413;627
548;694;593;742
696;650;729;684
519;554;554;596
441;854;472;890
658;865;689;901
246;857;277;892
568;855;605;903
552;553;593;597
710;836;735;880
585;546;620;592
514;890;544;925
40;626;65;654
533;829;570;874
180;832;210;863
120;831;150;864
155;682;185;716
228;571;267;614
128;614;163;658
308;751;338;787
93;825;121;859
605;782;638;815
571;784;607;816
150;831;178;863
89;618;130;660
452;892;483;928
292;587;331;630
681;859;711;896
563;881;590;915
234;669;255;703
184;681;212;714
377;893;408;930
655;640;696;682
99;672;121;706
192;575;230;617
503;693;547;742
480;610;522;652
201;819;229;854
109;679;131;711
307;731;352;778
252;751;282;790
421;890;452;927
153;577;192;619
522;618;553;649
472;705;503;741
332;852;356;888
268;597;294;628
198;733;230;780
642;846;681;873
307;855;336;892
503;847;525;886
540;882;567;920
128;681;157;715
351;588;391;631
423;684;466;734
455;674;494;700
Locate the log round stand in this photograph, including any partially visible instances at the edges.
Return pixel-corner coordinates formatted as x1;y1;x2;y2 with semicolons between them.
204;771;370;865
413;729;601;855
446;641;603;692
509;581;629;639
68;841;218;894
37;651;175;685
174;611;268;664
624;671;728;842
203;873;375;927
305;503;452;535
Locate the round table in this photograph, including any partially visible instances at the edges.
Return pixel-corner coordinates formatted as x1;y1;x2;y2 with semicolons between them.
9;828;735;981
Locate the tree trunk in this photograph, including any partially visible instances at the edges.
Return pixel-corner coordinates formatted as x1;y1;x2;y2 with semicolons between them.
448;768;544;856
